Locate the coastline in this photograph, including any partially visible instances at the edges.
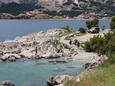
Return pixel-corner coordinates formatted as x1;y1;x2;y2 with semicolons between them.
0;28;109;86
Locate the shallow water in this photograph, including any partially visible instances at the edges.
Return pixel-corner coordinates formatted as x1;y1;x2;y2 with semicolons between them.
0;59;84;86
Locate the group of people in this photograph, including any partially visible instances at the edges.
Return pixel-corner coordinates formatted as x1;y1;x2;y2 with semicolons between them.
69;39;80;48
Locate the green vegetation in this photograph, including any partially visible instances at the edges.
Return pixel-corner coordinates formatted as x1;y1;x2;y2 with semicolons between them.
61;26;73;34
86;18;99;29
65;64;115;86
110;16;115;30
48;39;70;50
65;31;115;86
83;36;105;53
84;31;115;64
65;16;115;86
0;0;39;15
56;26;74;37
78;28;86;34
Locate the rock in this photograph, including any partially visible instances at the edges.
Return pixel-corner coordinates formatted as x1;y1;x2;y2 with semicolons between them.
84;63;91;69
85;62;97;69
20;49;35;59
8;56;16;62
48;59;68;64
47;76;58;86
54;75;72;84
0;56;8;61
55;60;68;63
76;77;80;83
0;80;15;86
47;75;73;86
55;84;64;86
0;54;20;62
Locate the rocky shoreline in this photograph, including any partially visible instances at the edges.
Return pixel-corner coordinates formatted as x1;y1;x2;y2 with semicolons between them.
0;28;81;62
0;28;107;86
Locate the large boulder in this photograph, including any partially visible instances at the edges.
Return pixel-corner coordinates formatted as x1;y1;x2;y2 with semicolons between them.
47;75;73;86
8;56;16;62
20;48;36;59
0;54;21;61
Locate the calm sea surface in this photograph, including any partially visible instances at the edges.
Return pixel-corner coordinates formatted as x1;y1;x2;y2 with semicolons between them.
0;19;110;86
0;59;84;86
0;19;110;41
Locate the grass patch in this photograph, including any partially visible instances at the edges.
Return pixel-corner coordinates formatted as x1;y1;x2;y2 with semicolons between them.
47;39;71;50
65;64;115;86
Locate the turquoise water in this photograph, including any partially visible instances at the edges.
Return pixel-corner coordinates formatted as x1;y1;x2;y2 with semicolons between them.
0;59;84;86
0;19;110;41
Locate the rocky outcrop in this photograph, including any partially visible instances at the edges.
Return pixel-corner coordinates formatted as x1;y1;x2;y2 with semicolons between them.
0;0;114;19
0;54;21;61
0;29;79;62
0;80;15;86
47;75;73;86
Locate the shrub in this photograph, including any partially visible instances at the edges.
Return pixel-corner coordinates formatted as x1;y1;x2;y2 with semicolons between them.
61;26;73;34
110;16;115;30
84;31;115;64
78;27;86;33
84;36;106;54
86;18;99;29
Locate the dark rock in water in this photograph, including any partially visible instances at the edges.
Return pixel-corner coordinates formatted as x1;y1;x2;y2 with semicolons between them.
55;60;67;63
49;59;68;64
0;80;15;86
47;75;73;86
85;62;97;69
8;56;16;62
85;63;91;69
53;68;65;72
48;60;57;64
47;76;58;86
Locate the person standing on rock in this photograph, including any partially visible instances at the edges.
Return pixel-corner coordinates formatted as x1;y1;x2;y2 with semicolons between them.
35;47;37;56
69;40;72;45
77;41;80;48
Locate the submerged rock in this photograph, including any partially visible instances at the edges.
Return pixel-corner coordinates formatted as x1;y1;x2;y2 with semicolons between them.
0;80;15;86
0;54;20;62
8;56;16;62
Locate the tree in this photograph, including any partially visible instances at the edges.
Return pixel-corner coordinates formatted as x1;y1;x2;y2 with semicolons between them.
78;27;86;33
86;18;99;29
86;20;92;29
92;18;99;27
110;16;115;30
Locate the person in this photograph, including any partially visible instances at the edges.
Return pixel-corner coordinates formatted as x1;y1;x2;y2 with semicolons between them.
74;39;78;45
35;47;37;55
69;40;72;45
77;41;80;48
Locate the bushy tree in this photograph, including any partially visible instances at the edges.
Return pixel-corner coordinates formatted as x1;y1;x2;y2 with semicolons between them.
86;18;99;29
84;31;115;64
86;20;92;29
110;16;115;30
78;27;86;33
84;36;106;54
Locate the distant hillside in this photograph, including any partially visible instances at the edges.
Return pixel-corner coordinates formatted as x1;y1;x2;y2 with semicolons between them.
0;0;114;18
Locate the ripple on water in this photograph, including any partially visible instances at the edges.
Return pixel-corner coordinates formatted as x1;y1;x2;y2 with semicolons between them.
0;59;84;86
52;68;66;72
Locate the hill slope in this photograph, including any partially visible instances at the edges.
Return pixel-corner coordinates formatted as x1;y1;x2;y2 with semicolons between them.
0;0;114;18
